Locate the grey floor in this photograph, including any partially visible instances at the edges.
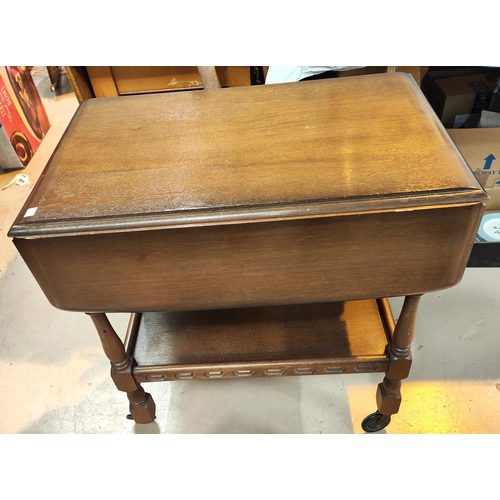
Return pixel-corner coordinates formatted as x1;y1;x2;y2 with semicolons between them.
1;69;500;434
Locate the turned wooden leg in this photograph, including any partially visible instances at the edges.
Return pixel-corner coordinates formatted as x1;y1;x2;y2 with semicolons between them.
362;294;422;432
87;313;156;424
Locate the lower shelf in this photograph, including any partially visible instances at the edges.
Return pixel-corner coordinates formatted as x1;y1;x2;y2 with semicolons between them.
125;299;394;383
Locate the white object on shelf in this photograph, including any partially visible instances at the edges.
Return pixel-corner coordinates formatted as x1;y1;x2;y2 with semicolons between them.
265;66;366;84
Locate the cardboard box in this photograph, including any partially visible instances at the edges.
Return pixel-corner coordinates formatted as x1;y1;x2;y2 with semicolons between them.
0;66;50;173
421;67;495;98
448;118;500;265
447;127;500;211
429;74;496;128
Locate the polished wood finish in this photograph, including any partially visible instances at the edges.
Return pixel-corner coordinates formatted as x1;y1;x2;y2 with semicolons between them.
87;313;155;423
8;73;487;429
10;73;485;311
10;74;482;229
376;294;422;415
13;203;483;313
128;300;390;382
9;74;485;313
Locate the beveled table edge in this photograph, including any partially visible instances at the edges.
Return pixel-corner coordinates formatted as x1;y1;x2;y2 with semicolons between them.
8;188;487;239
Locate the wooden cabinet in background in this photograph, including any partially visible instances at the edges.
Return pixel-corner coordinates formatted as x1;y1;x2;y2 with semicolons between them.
65;66;422;103
83;66;253;99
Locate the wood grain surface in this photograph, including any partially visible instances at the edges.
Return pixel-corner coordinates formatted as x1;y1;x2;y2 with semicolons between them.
13;203;483;312
10;72;485;236
9;72;486;313
128;300;392;381
133;300;387;365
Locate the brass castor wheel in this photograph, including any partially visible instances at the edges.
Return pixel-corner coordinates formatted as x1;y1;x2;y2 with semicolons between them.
361;411;391;432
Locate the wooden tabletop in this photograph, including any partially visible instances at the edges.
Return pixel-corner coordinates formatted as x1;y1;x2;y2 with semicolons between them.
11;73;485;237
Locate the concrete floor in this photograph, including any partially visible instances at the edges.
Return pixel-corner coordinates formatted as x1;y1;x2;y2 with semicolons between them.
1;69;500;434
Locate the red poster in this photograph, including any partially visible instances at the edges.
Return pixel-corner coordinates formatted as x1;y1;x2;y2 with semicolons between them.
0;66;50;166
